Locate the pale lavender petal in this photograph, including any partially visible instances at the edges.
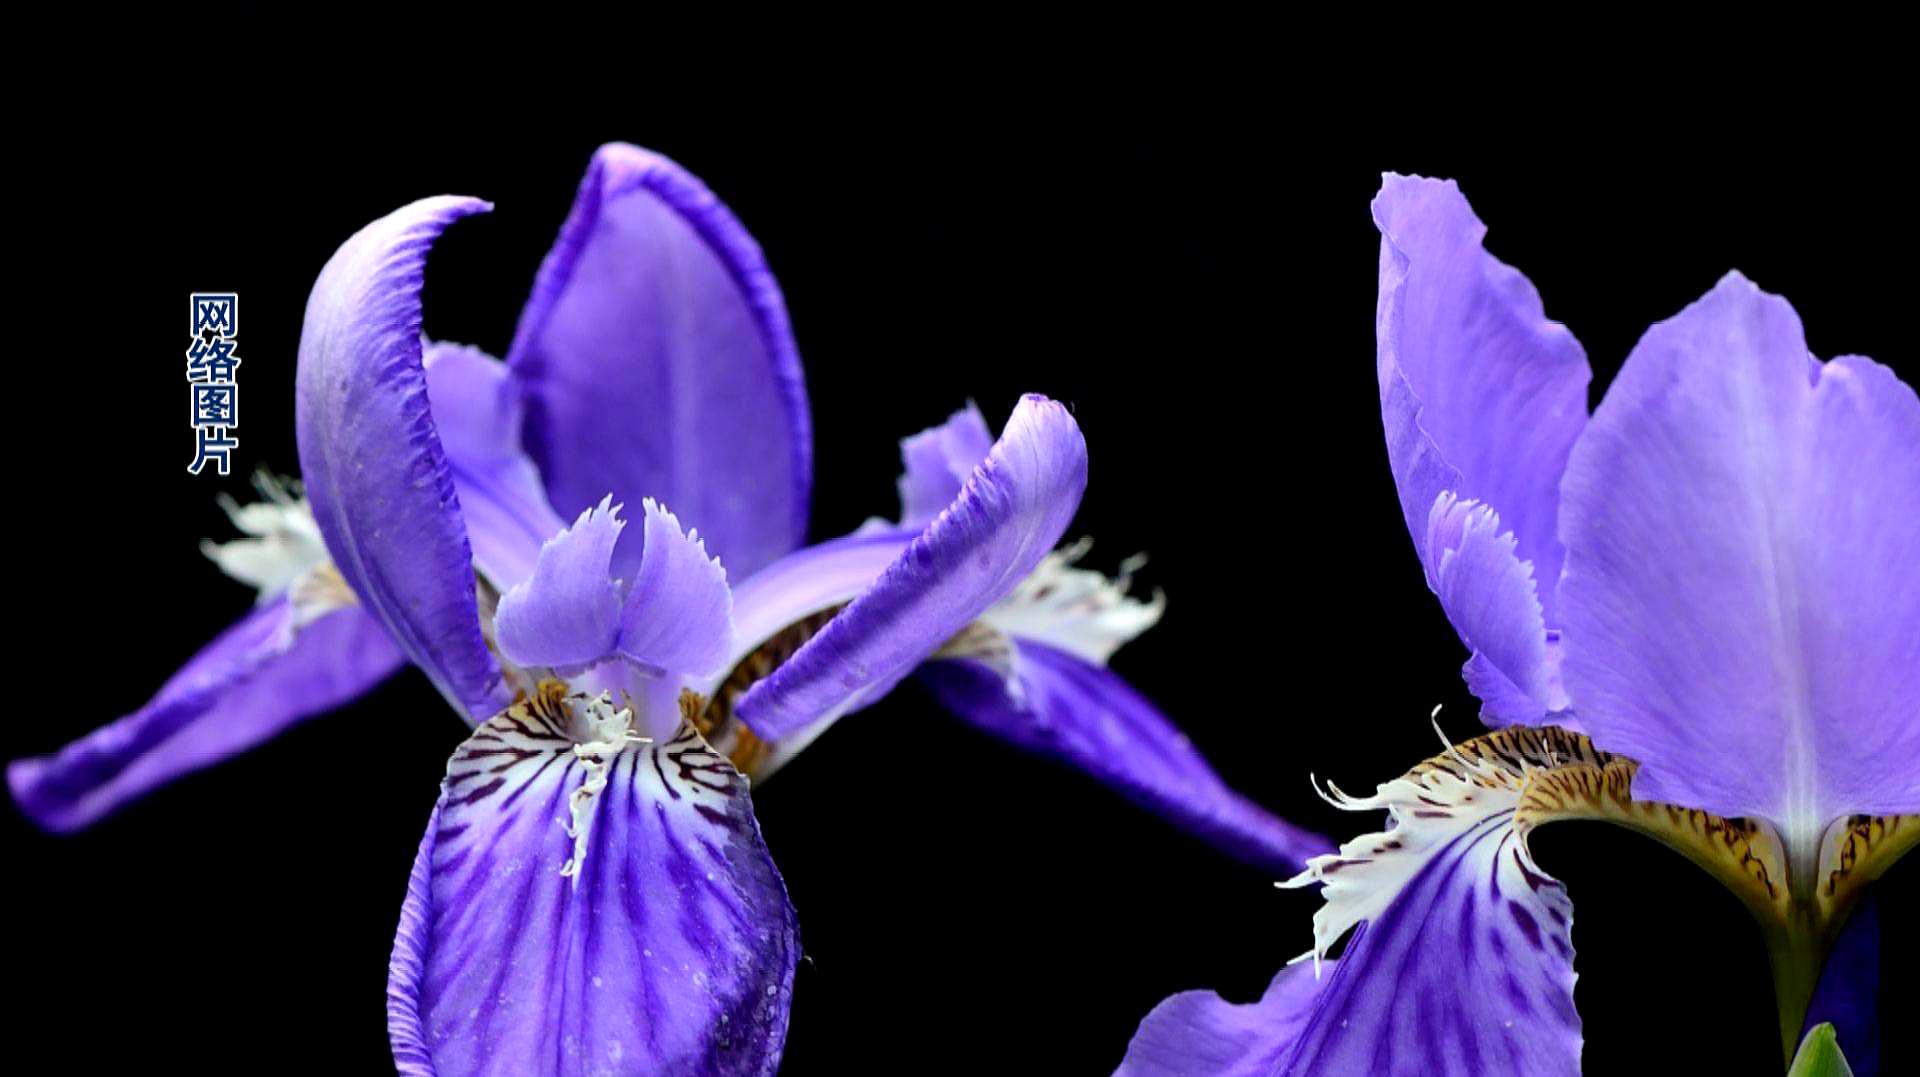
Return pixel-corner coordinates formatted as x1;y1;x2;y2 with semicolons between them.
897;402;994;529
1116;962;1326;1077
296;196;507;720
1283;831;1582;1074
388;710;798;1076
1559;274;1920;833
494;499;626;671
423;342;568;592
614;499;734;678
1374;176;1589;723
8;601;402;831
736;395;1087;741
921;640;1330;874
509;143;811;582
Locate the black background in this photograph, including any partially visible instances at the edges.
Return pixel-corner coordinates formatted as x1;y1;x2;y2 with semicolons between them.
7;103;1912;1074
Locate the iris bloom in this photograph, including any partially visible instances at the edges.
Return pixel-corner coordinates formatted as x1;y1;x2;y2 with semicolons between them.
1118;176;1917;1075
11;144;1328;1073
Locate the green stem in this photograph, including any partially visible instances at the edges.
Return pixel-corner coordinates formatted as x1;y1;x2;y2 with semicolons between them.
1765;912;1826;1070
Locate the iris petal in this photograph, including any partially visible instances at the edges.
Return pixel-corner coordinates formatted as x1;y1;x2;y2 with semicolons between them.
921;640;1332;874
494;499;626;672
388;697;798;1076
509;143;812;582
8;601;402;831
1424;495;1562;725
1116;963;1327;1077
1373;176;1590;722
1274;730;1593;1076
422;342;569;593
897;402;994;529
296;196;506;720
1558;273;1920;836
735;394;1086;741
614;499;734;679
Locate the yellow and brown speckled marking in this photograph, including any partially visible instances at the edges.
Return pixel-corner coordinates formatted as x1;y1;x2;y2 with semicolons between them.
691;606;843;779
1818;813;1917;923
1369;726;1788;922
1412;725;1917;943
1513;755;1791;925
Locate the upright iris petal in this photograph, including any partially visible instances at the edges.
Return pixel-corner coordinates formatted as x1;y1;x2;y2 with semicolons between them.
1374;175;1590;724
296;196;507;721
509;142;812;581
1558;273;1920;845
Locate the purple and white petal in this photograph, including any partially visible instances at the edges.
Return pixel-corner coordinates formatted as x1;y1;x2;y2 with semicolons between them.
897;402;994;529
296;196;506;720
508;143;812;582
1558;274;1920;843
494;499;627;672
1373;176;1589;723
1276;734;1586;1076
389;691;798;1076
614;499;734;679
8;601;402;831
1116;962;1327;1077
423;342;569;593
921;640;1331;874
736;395;1087;741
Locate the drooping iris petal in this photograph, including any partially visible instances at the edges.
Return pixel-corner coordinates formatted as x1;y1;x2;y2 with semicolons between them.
509;142;812;582
389;702;798;1076
296;196;506;720
423;342;569;592
1373;175;1589;722
494;499;626;671
920;640;1331;873
1278;844;1580;1075
1558;273;1920;836
897;402;994;529
1277;732;1590;1077
1115;962;1327;1077
735;395;1087;741
8;601;402;831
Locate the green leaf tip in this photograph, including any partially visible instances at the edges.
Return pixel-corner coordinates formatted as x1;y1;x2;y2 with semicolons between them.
1786;1023;1854;1077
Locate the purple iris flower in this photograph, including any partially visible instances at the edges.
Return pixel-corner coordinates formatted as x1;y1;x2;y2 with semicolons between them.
10;143;1328;1074
1118;176;1917;1076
